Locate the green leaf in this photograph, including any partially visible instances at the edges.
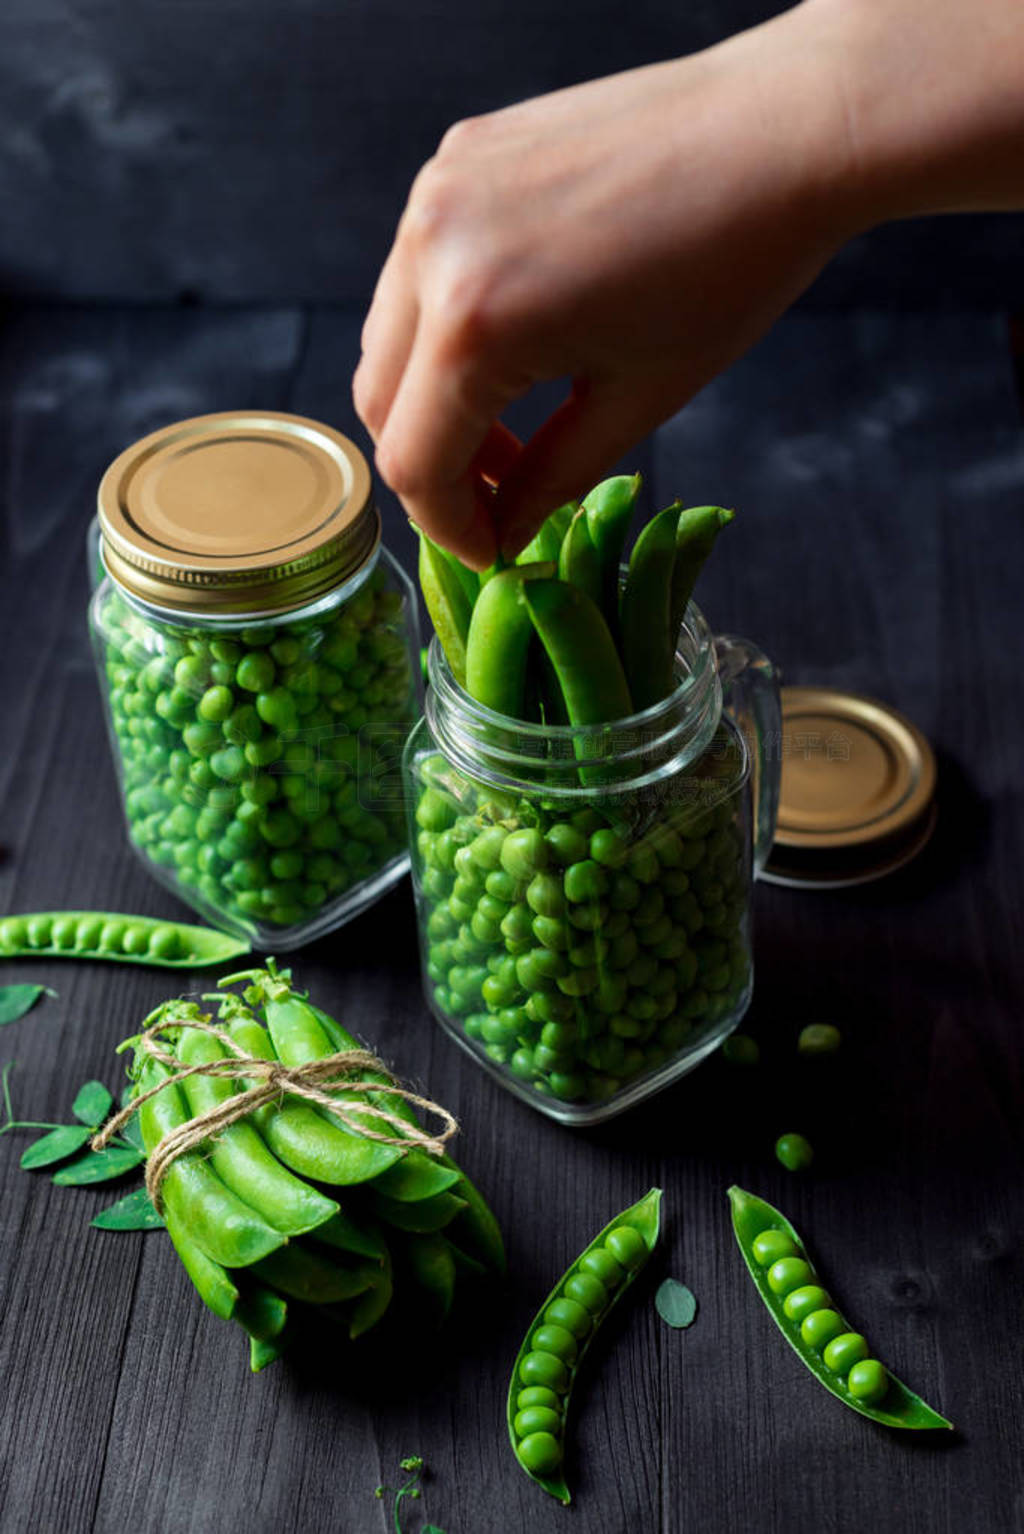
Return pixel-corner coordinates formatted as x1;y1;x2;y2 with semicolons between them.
91;1188;163;1231
20;1124;93;1170
655;1277;698;1329
0;984;53;1026
71;1080;113;1126
52;1145;144;1185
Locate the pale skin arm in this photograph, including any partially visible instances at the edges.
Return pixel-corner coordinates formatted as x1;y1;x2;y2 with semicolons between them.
353;0;1024;569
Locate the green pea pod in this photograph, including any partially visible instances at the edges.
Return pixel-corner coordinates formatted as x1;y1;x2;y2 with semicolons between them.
234;1281;288;1344
374;1189;468;1233
309;1002;420;1133
418;533;474;685
619;501;684;710
523;579;634;727
516;519;562;566
581;473;641;634
545;501;576;545
163;1206;239;1321
249;1332;288;1372
251;1242;379;1305
728;1187;952;1430
347;1248;394;1338
136;1057;285;1269
225;1015;402;1187
557;509;602;607
441;1154;507;1274
465;562;556;717
372;1155;463;1202
176;1027;340;1237
404;1233;457;1321
261;994;405;1184
315;1209;389;1262
0;911;249;968
669;505;734;646
507;1187;662;1504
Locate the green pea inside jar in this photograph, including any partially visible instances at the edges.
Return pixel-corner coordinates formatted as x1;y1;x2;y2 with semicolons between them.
89;411;420;949
403;602;779;1124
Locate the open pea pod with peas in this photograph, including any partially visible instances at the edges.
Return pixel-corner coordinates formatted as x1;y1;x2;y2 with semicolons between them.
0;911;249;967
507;1187;662;1504
729;1186;952;1430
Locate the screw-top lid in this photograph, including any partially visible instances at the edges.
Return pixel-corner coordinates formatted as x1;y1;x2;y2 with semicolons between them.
97;411;379;615
762;686;937;888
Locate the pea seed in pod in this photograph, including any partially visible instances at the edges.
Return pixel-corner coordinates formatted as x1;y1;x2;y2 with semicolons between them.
823;1332;871;1375
544;1298;591;1339
847;1359;889;1405
782;1285;831;1324
766;1257;814;1296
514;1406;563;1439
578;1249;624;1289
517;1385;562;1412
517;1433;563;1476
563;1272;608;1315
800;1308;846;1350
519;1350;570;1392
531;1324;578;1362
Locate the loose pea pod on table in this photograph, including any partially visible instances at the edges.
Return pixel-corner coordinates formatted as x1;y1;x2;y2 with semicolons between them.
507;1187;662;1504
728;1187;952;1430
0;912;249;967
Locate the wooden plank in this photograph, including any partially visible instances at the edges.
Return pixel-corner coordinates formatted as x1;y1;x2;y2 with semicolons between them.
0;304;1021;1534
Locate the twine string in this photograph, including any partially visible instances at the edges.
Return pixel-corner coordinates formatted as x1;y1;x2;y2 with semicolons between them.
92;1015;459;1210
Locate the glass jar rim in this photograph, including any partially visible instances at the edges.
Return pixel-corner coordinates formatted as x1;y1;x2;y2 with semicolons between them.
424;600;724;799
94;539;383;631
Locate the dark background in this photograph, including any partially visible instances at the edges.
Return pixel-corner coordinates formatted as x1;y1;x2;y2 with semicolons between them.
0;3;1022;1533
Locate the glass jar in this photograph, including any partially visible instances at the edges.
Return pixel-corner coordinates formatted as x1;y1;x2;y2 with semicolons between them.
88;411;420;949
403;605;780;1124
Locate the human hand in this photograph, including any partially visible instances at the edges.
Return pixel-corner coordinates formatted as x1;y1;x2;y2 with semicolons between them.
354;0;1024;567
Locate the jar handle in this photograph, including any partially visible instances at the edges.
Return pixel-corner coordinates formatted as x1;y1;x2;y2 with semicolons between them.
714;634;781;876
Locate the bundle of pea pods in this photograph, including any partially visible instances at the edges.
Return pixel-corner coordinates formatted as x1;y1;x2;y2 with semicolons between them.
418;474;733;722
119;965;505;1371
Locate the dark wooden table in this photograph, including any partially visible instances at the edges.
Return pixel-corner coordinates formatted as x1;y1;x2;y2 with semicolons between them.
1;303;1022;1534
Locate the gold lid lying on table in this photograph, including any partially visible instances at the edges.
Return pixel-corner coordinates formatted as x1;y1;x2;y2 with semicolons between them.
762;686;938;888
97;411;379;615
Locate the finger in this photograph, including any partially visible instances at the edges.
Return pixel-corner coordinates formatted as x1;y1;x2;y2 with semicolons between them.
374;325;520;564
472;421;522;488
494;376;666;557
400;476;498;571
352;246;419;441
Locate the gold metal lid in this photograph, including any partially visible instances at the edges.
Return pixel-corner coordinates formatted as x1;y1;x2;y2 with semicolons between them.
762;686;937;888
97;411;379;615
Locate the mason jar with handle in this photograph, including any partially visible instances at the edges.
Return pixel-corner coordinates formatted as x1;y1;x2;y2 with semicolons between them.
88;411;420;950
403;602;780;1124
